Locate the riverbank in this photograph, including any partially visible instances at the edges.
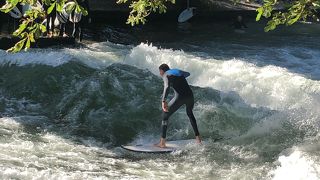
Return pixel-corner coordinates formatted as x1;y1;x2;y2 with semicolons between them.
2;18;319;52
73;0;261;23
0;35;75;50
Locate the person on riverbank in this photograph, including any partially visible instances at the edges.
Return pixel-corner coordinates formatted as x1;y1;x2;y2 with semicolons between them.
3;1;22;34
43;1;57;37
0;1;4;34
71;0;90;42
155;64;201;148
58;0;71;37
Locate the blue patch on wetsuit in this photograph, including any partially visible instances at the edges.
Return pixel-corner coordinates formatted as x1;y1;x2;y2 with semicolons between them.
166;69;190;78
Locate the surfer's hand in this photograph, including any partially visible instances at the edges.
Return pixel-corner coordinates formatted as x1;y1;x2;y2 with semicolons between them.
162;101;169;112
196;136;202;144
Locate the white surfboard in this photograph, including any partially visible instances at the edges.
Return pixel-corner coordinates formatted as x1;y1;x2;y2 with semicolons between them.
63;2;82;23
69;12;82;23
57;10;69;23
57;3;70;23
178;7;196;23
9;7;22;19
234;29;246;34
121;139;202;153
21;2;43;16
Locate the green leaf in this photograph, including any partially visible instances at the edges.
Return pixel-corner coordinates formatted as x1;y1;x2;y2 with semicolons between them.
29;33;35;43
8;38;27;53
47;2;56;14
312;2;320;7
79;6;88;16
10;0;19;6
20;32;28;38
287;15;300;25
13;23;27;36
56;2;63;12
256;7;263;21
65;2;76;14
0;3;15;13
39;24;46;33
75;5;82;13
25;38;31;51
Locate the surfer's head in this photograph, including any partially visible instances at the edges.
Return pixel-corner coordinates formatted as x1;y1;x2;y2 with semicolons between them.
159;64;170;76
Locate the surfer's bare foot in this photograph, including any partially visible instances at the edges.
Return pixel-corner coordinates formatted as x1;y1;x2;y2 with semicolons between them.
154;138;166;148
154;143;166;148
196;136;202;144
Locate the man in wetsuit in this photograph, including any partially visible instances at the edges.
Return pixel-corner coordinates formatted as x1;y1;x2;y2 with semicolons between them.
233;15;247;29
155;64;201;148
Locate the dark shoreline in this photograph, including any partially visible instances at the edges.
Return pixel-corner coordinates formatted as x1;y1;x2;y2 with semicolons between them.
89;10;258;23
0;36;76;50
0;9;258;50
1;9;319;51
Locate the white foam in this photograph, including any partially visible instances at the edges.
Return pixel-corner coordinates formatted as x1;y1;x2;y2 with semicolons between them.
124;43;320;112
0;49;72;67
2;42;320;113
0;117;128;179
0;42;129;68
65;42;129;69
271;150;320;180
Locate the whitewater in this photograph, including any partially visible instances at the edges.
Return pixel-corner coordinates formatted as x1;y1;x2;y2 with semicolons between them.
0;22;320;179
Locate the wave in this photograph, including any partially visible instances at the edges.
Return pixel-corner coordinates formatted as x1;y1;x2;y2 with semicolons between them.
1;42;320;139
0;60;272;145
1;40;320;179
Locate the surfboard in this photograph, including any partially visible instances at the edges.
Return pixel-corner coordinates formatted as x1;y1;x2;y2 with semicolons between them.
234;29;246;34
121;139;202;153
62;2;82;23
56;3;70;23
22;4;31;15
9;7;22;19
69;12;82;23
21;1;43;17
57;10;69;23
178;7;196;23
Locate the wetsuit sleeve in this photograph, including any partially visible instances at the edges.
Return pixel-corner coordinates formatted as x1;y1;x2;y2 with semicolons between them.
162;74;170;102
182;71;190;78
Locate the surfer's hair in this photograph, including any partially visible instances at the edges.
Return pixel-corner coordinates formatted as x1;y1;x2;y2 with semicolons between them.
159;64;170;72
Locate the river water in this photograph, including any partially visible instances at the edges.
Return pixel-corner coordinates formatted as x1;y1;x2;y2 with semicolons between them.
0;21;320;179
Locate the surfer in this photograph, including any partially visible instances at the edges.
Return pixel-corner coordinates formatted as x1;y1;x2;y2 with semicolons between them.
155;64;201;148
233;15;247;30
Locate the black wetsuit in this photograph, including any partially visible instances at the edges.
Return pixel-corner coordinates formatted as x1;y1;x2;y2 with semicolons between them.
161;70;200;138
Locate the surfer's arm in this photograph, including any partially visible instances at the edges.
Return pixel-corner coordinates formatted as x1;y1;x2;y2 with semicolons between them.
162;74;170;102
182;70;190;78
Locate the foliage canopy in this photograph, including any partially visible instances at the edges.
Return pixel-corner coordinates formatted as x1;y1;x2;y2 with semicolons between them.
0;0;319;52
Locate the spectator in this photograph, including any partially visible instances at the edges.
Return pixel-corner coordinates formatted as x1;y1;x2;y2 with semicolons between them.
70;0;90;42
